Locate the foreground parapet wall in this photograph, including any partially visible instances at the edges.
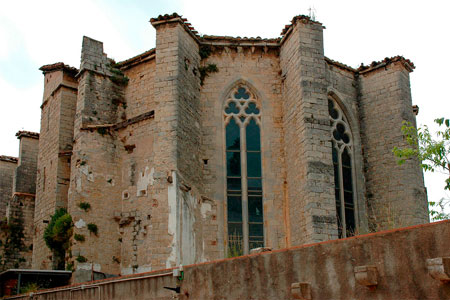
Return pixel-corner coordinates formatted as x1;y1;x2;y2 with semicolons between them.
8;220;450;300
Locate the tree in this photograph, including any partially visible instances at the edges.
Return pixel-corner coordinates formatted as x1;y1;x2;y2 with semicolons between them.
393;118;450;220
44;208;73;269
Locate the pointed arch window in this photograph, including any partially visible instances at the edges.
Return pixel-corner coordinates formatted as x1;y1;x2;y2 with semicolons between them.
225;86;263;255
328;98;356;238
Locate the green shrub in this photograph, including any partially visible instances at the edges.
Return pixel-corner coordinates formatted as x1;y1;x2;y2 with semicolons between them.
43;208;73;270
44;208;73;251
19;282;39;294
77;202;91;212
199;64;219;86
76;255;87;263
87;223;98;236
74;234;85;242
66;262;74;271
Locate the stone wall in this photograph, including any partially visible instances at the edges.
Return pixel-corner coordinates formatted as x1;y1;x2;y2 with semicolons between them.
32;64;78;269
9;220;450;300
68;37;124;279
0;156;17;219
18;14;430;278
199;41;286;252
117;58;158;275
280;17;337;245
13;133;39;195
0;133;38;271
325;62;368;232
358;60;429;230
3;194;35;270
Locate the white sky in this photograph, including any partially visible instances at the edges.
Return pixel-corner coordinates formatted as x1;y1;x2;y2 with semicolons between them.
1;0;449;211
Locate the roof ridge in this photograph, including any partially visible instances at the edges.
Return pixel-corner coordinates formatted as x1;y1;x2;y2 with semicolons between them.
357;56;415;73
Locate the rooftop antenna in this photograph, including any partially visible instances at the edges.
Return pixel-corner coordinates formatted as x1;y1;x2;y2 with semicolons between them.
308;6;317;21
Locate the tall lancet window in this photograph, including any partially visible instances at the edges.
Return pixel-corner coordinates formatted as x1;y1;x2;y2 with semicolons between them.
328;98;356;238
225;86;263;255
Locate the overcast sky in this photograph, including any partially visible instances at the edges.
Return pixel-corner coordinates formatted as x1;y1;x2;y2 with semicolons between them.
1;0;449;211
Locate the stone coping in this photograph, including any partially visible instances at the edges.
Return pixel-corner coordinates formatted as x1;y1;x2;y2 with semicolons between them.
15;131;39;140
0;155;18;163
39;62;78;75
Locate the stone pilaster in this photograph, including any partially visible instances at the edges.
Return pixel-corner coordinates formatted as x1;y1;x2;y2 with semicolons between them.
280;16;338;245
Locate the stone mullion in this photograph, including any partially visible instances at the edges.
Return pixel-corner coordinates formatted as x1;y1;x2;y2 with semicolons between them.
337;146;346;238
240;122;249;255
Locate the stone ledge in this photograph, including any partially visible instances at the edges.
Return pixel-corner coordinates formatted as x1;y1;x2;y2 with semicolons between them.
80;110;155;132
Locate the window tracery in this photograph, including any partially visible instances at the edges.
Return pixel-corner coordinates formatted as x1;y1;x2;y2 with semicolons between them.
328;98;356;238
224;86;263;255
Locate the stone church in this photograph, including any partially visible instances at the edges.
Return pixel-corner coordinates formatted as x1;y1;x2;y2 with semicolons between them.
0;13;428;280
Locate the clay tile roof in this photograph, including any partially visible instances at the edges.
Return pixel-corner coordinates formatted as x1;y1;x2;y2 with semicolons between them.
324;57;356;73
149;12;181;23
356;56;415;73
281;15;324;36
0;155;18;163
39;62;78;75
15;131;39;140
201;35;279;44
150;13;201;40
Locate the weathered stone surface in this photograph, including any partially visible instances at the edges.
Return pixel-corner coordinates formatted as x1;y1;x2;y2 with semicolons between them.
7;220;450;300
0;13;429;279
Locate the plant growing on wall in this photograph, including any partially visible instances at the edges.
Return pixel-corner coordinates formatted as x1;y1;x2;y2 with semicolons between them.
66;262;74;271
77;202;91;212
109;66;129;86
393;118;450;220
76;255;87;263
43;208;73;270
199;45;212;59
74;234;85;242
87;223;98;236
199;64;218;86
227;232;243;258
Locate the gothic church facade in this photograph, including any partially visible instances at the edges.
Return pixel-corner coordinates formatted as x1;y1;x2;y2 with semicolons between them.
1;13;428;280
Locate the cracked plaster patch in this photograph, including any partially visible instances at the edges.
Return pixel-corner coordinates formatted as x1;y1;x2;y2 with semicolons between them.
79;164;94;182
201;202;212;218
136;167;155;196
167;171;177;269
77;262;101;271
75;219;86;229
